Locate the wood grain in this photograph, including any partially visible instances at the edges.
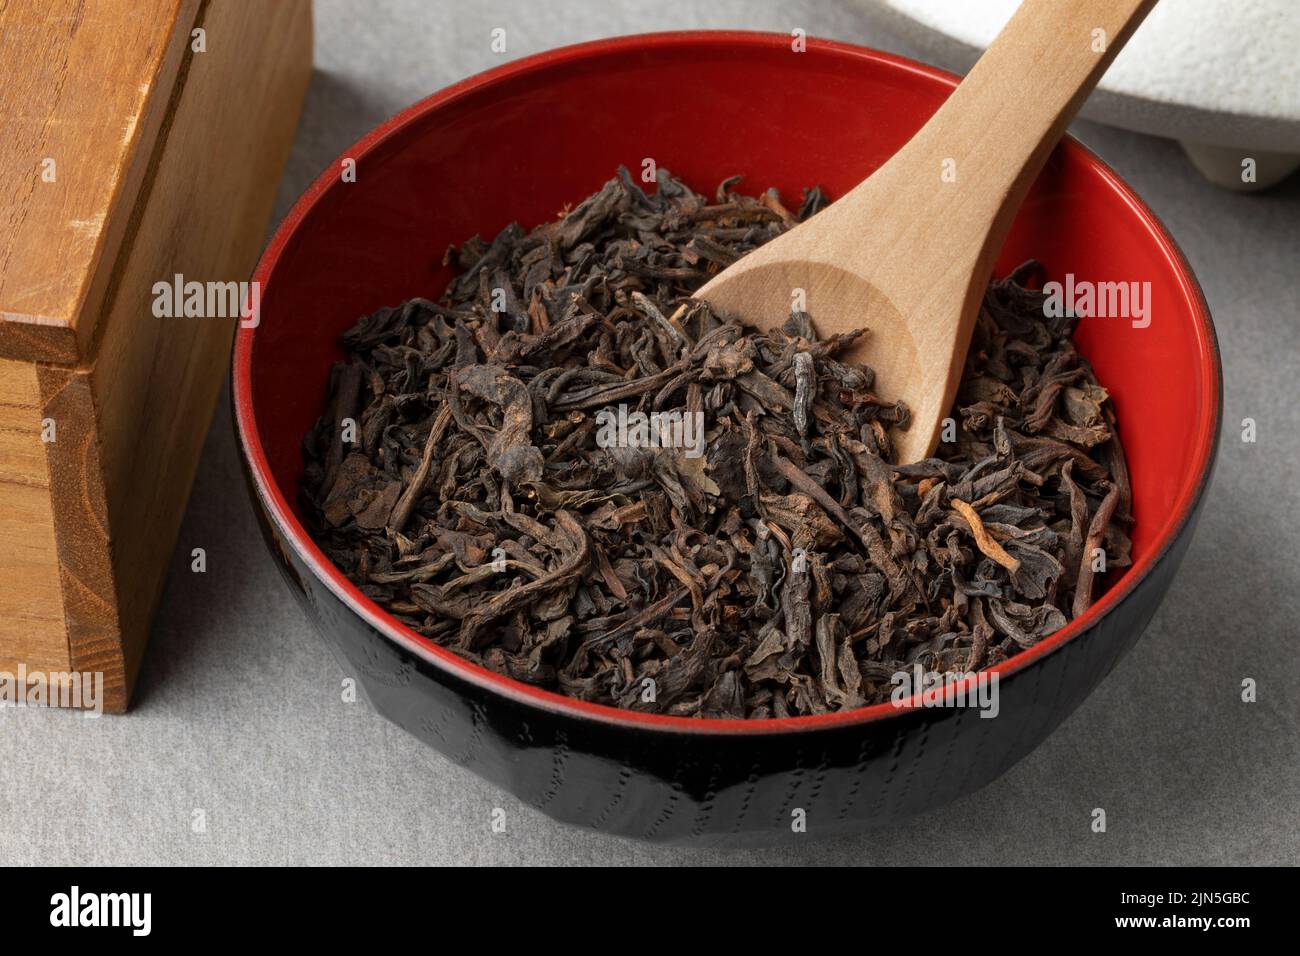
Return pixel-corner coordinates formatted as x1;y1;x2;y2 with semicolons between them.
0;358;68;673
0;0;312;710
89;0;313;701
37;364;118;701
0;0;200;365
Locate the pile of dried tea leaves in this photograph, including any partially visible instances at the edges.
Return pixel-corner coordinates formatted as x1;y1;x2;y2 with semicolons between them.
301;168;1133;718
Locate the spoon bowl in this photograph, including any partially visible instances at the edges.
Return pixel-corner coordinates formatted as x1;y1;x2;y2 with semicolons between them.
698;0;1157;463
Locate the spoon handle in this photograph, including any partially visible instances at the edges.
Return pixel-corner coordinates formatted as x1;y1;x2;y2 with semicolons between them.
882;0;1157;268
851;0;1157;461
693;0;1158;467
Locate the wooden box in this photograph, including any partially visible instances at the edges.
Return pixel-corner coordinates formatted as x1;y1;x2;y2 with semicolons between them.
0;0;312;711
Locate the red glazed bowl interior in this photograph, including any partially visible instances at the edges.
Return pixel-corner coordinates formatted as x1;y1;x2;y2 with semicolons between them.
234;32;1219;733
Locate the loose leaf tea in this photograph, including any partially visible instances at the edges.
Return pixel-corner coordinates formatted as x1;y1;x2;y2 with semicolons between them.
300;168;1133;719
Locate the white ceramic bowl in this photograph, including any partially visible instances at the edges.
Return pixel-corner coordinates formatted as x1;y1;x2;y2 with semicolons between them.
853;0;1300;189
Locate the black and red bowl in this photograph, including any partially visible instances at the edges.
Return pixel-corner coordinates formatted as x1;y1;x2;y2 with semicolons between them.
234;32;1221;844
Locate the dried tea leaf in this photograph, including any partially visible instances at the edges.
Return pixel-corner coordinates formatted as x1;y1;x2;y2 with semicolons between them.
300;170;1133;719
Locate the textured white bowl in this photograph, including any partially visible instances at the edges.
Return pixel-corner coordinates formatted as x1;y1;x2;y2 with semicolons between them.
854;0;1300;189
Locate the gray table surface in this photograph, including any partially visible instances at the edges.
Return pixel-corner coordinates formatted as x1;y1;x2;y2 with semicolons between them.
3;0;1296;866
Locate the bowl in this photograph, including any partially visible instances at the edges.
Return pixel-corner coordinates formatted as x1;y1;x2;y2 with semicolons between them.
853;0;1300;190
233;31;1221;844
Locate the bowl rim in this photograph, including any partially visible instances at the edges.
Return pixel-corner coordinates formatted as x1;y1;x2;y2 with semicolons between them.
233;29;1222;737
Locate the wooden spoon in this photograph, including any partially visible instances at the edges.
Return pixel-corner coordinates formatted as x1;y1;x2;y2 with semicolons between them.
695;0;1156;464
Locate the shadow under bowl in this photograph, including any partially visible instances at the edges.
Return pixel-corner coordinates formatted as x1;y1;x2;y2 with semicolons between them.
233;31;1221;845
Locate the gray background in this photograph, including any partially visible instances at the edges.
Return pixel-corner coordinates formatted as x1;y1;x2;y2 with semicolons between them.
2;0;1296;866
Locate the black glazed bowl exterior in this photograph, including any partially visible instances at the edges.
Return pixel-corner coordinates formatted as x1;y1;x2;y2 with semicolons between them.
233;33;1221;844
245;498;1207;843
